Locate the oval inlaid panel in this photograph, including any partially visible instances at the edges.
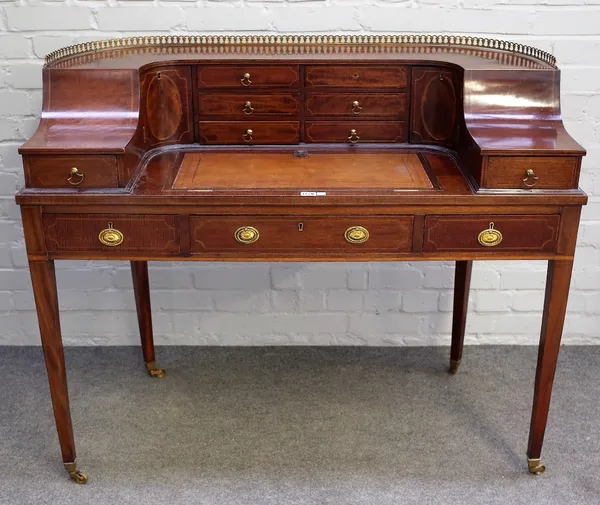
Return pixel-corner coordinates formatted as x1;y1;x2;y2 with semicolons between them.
146;73;182;141
420;73;456;142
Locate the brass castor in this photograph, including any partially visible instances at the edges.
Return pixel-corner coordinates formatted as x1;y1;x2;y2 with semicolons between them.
64;462;88;484
527;458;546;475
145;361;166;378
448;359;461;374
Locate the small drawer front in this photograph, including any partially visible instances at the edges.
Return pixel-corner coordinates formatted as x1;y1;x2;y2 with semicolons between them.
423;215;560;252
26;155;119;188
43;214;180;255
485;156;580;190
198;121;299;144
305;66;408;88
305;121;407;143
190;216;414;253
198;93;299;117
197;65;299;88
305;93;407;118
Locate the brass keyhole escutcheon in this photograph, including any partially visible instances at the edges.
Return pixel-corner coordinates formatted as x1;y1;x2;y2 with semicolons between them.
243;101;254;115
348;129;360;144
243;129;254;143
477;222;503;247
241;72;252;86
235;226;259;244
352;100;362;114
298;222;304;232
98;222;124;247
67;167;85;186
522;168;539;188
345;226;369;244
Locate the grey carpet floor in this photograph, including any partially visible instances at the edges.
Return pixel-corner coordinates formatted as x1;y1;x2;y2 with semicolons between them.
1;346;599;505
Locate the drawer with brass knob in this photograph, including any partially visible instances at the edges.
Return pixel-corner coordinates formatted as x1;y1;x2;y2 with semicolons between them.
190;216;414;254
304;121;407;143
24;155;120;188
198;94;299;117
42;214;180;255
197;65;300;88
305;93;407;118
423;215;560;252
198;121;300;144
484;156;580;189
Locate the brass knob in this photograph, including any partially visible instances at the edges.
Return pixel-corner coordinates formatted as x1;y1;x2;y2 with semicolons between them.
241;72;251;86
351;100;362;114
235;226;259;244
348;129;360;144
67;167;85;186
522;168;539;188
243;101;254;115
242;128;254;143
98;222;124;247
345;226;369;244
477;222;503;247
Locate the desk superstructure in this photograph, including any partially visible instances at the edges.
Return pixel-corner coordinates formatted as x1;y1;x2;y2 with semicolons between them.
16;35;587;483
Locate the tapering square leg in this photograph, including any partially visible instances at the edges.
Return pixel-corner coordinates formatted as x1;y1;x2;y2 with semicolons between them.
29;260;87;484
131;261;165;378
449;260;472;374
527;259;574;475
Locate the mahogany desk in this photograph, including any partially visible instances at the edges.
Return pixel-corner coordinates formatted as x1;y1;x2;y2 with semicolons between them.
15;35;587;483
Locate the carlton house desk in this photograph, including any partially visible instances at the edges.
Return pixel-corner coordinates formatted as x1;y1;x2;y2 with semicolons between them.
15;35;587;484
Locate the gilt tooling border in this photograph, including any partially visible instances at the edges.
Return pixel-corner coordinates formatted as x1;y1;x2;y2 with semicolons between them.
45;34;556;68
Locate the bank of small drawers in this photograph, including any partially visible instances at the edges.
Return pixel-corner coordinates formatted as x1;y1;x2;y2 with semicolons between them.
195;64;409;145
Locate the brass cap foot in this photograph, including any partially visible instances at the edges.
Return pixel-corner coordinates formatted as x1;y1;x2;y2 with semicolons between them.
145;361;166;378
449;359;461;374
64;462;88;484
527;458;546;475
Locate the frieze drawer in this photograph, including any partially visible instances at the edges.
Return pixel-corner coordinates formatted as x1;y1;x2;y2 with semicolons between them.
25;155;119;188
198;121;300;144
305;93;408;118
423;215;560;252
198;93;299;117
197;65;300;88
43;214;181;255
190;216;414;253
305;65;408;88
305;121;407;143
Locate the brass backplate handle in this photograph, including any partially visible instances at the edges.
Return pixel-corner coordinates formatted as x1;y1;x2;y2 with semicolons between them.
235;226;260;244
67;167;85;186
523;168;539;187
477;222;503;247
345;226;369;244
243;128;254;142
352;100;362;114
243;100;254;115
241;72;251;86
98;222;124;247
348;129;360;144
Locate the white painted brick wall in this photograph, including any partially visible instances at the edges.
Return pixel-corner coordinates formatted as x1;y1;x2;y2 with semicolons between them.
0;0;599;346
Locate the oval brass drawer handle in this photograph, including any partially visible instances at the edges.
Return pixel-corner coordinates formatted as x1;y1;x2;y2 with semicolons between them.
351;100;362;114
98;222;124;247
243;101;254;115
478;222;503;247
523;168;539;188
241;72;252;86
67;167;84;186
243;128;254;143
345;226;369;244
235;226;259;244
348;129;360;144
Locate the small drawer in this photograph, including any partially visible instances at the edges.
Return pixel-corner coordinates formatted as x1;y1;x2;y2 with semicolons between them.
198;121;299;145
484;156;580;190
305;66;408;88
43;214;180;255
306;93;407;118
198;93;299;117
190;216;414;253
423;215;560;252
25;155;119;188
305;121;407;143
197;65;299;88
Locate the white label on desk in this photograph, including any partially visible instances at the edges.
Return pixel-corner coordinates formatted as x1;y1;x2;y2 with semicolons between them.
300;191;327;196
